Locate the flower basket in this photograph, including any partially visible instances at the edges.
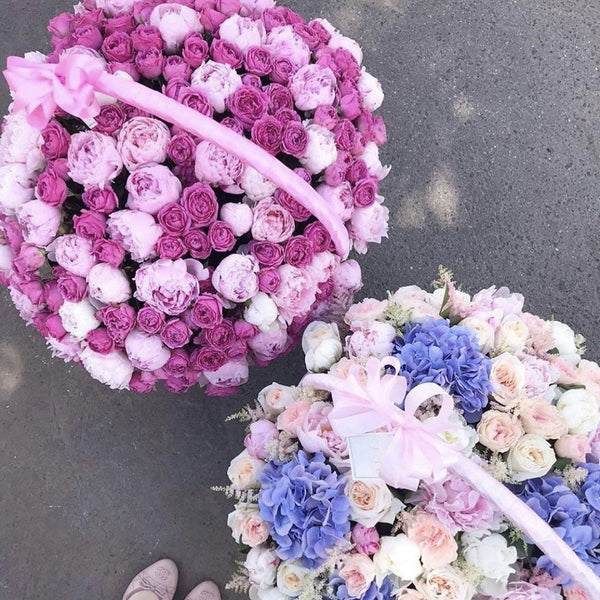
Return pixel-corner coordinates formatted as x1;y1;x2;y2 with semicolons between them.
0;0;389;395
223;272;600;599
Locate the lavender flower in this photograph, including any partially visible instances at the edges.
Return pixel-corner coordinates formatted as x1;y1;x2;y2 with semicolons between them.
329;575;394;600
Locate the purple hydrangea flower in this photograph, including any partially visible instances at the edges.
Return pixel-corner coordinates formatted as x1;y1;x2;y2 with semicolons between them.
329;575;394;600
392;319;493;422
258;450;351;568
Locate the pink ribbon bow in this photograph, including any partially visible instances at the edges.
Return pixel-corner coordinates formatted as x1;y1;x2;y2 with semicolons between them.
303;356;461;490
4;55;105;129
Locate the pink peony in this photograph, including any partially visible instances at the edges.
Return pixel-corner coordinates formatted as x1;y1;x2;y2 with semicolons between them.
265;25;310;69
276;399;312;435
244;419;278;459
271;264;318;323
347;320;396;359
194;140;244;186
203;357;250;392
87;263;132;304
247;321;289;362
251;199;295;244
500;582;563;600
16;200;61;247
51;234;97;277
290;64;337;111
351;524;380;555
124;330;170;371
126;164;183;215
149;3;203;53
106;210;162;262
219;14;266;55
116;117;171;171
67;131;123;187
349;201;389;254
191;60;242;113
212;254;260;302
405;512;458;570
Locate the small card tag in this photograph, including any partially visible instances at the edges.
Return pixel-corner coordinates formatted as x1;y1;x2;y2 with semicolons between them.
348;433;395;480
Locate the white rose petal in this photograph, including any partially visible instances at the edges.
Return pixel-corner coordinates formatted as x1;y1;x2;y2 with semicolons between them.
258;383;299;417
357;69;384;112
228;449;265;490
550;321;580;365
276;561;310;598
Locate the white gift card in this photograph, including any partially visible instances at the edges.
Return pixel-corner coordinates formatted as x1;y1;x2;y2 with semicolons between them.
348;433;395;480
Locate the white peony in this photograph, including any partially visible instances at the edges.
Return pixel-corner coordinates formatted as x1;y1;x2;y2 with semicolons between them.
245;293;280;332
239;165;277;201
550;321;580;364
276;561;310;597
245;546;279;590
302;321;342;373
219;14;266;55
227;449;265;490
357;69;384;112
360;142;391;181
0;163;36;214
557;389;600;435
507;434;556;482
87;263;132;305
346;321;396;360
299;124;338;174
258;383;299;417
220;202;254;237
191;61;243;113
96;0;136;17
124;330;170;372
346;479;403;527
58;300;100;340
150;3;203;53
373;535;423;583
0;111;45;173
79;347;134;390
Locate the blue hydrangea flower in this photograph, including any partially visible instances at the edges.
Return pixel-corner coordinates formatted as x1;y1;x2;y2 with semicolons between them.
392;318;493;422
258;450;351;568
329;575;394;600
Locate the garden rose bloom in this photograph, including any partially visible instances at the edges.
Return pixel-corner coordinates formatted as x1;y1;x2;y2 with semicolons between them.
477;410;523;452
228;504;270;547
191;60;243;112
299;123;338;174
212;254;260;303
16;200;61;246
117;117;171;171
555;434;591;462
339;554;375;598
82;187;119;214
271;264;318;322
87;263;132;304
406;512;458;570
189;294;223;329
251;199;295;243
126;165;182;215
290;64;337;110
135;258;202;315
79;347;133;390
349;201;389;253
490;353;526;406
194;141;244;186
557;389;600;435
125;330;170;371
106;210;162;262
67;131;123;187
276;399;312;435
416;567;472;600
73;211;107;241
149;3;203;52
519;398;567;439
507;434;556;481
257;383;298;417
227;449;265;489
52;234;97;277
352;525;380;556
346;479;401;527
136;306;166;335
244;419;278;460
297;401;348;465
35;170;67;207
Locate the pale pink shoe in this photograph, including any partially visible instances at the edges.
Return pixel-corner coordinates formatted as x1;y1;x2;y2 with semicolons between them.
184;581;221;600
122;559;179;600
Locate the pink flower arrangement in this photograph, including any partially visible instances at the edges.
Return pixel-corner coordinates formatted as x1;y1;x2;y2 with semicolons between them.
0;0;389;395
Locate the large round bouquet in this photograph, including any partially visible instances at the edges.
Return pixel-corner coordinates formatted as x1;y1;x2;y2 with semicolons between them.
0;0;389;395
223;272;600;599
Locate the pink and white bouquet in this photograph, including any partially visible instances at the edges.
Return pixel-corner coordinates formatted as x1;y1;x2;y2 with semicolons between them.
0;0;389;394
223;273;600;599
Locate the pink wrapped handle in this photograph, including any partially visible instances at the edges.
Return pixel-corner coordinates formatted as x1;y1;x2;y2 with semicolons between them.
3;55;350;257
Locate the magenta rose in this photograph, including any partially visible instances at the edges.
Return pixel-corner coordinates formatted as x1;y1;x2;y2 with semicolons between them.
244;419;278;460
104;14;136;35
183;229;211;260
157;202;191;235
163;77;190;101
276;190;311;222
204;319;236;351
211;38;243;68
35;171;67;207
258;267;281;293
11;244;44;276
352;525;380;556
157;236;187;259
346;160;368;185
242;73;262;89
251;199;295;243
228;85;268;127
221;117;245;135
334;119;357;151
353;177;378;208
43;281;63;312
243;46;272;76
92;239;126;268
249;241;284;267
137;306;166;335
304;221;333;253
57;274;87;302
102;31;134;62
167;131;197;165
284;236;313;268
160;318;192;349
274;108;301;126
208;221;236;252
190;294;223;329
281;121;308;157
190;346;228;372
82;187;119;214
251;116;283;154
99;304;136;345
163;55;192;81
313;105;339;130
107;61;141;82
73;211;107;241
183;32;209;68
95;104;126;136
73;25;103;49
135;47;164;79
126;165;182;215
270;57;294;85
131;25;164;51
162;348;189;377
117;117;171;172
86;328;116;355
179;88;214;117
265;83;293;113
212;254;259;303
129;371;158;393
324;152;352;187
181;183;219;226
41;121;70;160
67;132;123;188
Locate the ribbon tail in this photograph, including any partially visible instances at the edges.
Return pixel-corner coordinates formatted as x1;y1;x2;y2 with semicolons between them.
451;458;600;598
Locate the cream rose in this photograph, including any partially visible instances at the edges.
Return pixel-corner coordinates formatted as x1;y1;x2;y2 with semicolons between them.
477;410;523;452
373;535;423;583
228;504;270;547
276;561;310;597
416;566;472;600
339;554;376;598
227;450;265;489
507;434;556;481
490;353;526;406
519;398;568;439
346;479;403;527
493;316;530;354
257;383;298;417
302;321;343;373
556;389;600;436
459;316;495;354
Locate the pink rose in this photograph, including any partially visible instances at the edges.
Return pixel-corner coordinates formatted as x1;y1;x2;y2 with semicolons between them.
57;274;87;302
353;177;378;208
52;234;97;277
167;131;197;165
338;554;375;599
129;371;159;393
271;264;318;322
208;221;236;252
555;434;591;462
210;38;243;68
250;241;284;268
519;398;568;439
102;31;134;62
181;182;219;226
136;306;166;335
131;25;164;51
126;165;183;215
16;200;61;247
349;201;389;253
106;210;162;262
41;120;70;160
227;85;268;127
135;258;203;315
184;229;211;259
477;410;524;453
290;64;337;111
406;512;458;570
296;401;348;464
276;399;312;435
149;3;203;53
212;254;260;302
135;47;165;79
125;330;170;371
281;121;308;157
244;46;272;75
251;116;283;154
86;328;115;355
189;294;223;329
157;236;186;259
99;303;136;345
191;60;242;113
284;236;314;269
194;141;243;186
157;202;191;235
92;239;125;267
35;171;67;208
82;187;119;214
244;419;278;459
163;55;192;81
564;588;591;600
351;524;380;555
183;32;209;67
95;104;126;136
73;211;107;241
160;318;191;349
117;117;171;172
11;244;44;276
67;132;123;187
251;199;295;243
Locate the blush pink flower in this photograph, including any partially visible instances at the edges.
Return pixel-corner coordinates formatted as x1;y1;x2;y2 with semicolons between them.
212;254;260;303
117;117;171;171
106;210;162;262
276;399;312;435
67;131;123;187
406;511;458;570
271;264;318;323
351;524;380;555
126;165;182;215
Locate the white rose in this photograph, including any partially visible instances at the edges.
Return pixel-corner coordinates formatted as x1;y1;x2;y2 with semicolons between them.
150;3;203;53
245;293;280;332
490;353;526;406
227;449;265;489
239;165;277;201
227;503;270;548
59;300;100;340
79;347;134;390
357;69;384;111
300;124;338;174
276;561;310;597
360;142;391;181
373;535;423;583
557;389;600;435
462;532;517;597
191;61;243;113
507;434;556;481
416;566;472;600
245;546;279;589
302;321;342;373
459;316;495;354
0;163;36;214
494;316;529;354
550;321;580;365
0;112;45;173
87;263;132;305
124;330;170;372
346;479;404;527
258;383;299;417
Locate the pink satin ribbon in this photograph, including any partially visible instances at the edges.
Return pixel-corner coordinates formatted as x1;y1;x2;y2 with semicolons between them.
303;357;600;598
3;55;350;257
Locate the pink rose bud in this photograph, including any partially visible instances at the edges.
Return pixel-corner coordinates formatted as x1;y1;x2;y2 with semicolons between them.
86;328;116;355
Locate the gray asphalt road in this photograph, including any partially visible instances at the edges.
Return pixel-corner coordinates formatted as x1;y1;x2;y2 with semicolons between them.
1;1;600;598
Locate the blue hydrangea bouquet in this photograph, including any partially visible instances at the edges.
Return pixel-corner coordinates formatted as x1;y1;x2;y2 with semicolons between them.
221;271;600;600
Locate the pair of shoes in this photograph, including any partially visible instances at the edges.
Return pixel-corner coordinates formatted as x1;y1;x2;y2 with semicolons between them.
122;559;221;600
